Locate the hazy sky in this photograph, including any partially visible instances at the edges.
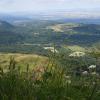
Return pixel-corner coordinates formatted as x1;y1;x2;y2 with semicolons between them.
0;0;100;13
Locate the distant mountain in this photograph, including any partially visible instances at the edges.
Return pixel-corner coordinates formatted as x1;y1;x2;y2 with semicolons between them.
0;20;14;30
0;14;32;23
0;20;23;45
45;23;100;45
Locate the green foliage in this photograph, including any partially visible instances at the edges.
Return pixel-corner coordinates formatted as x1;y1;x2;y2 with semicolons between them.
0;53;100;100
0;20;100;54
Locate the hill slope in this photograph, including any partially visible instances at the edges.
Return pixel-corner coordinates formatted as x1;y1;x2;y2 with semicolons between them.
0;20;100;54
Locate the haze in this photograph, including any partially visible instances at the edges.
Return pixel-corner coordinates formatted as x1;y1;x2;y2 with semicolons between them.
0;0;100;18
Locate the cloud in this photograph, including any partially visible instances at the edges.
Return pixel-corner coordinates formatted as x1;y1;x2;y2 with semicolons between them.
0;0;100;13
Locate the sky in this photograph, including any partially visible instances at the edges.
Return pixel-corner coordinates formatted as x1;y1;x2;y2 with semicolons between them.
0;0;100;14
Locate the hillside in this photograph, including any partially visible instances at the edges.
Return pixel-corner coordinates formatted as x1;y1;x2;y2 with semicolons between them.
0;20;100;54
0;53;47;72
0;21;23;45
0;49;100;100
0;21;13;30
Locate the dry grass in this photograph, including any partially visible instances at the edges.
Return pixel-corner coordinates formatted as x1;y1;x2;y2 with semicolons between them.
0;53;47;72
46;23;80;32
64;45;85;52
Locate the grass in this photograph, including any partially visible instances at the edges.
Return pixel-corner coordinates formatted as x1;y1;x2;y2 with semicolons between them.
0;52;100;100
0;53;47;72
63;45;86;52
46;23;80;34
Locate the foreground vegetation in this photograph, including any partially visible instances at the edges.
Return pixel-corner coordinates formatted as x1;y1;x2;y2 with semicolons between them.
0;51;100;100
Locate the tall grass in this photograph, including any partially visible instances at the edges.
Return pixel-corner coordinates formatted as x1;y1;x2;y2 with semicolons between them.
0;53;100;100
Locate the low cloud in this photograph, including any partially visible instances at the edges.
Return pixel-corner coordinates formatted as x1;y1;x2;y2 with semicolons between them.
0;0;100;13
